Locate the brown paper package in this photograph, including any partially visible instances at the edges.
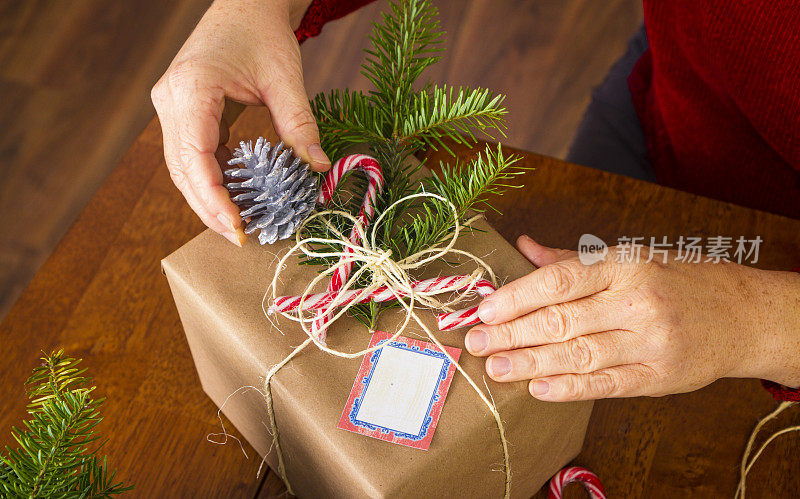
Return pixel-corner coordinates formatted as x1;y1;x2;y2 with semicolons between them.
163;213;593;498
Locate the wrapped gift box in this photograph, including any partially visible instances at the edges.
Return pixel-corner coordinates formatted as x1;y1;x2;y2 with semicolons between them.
162;214;593;497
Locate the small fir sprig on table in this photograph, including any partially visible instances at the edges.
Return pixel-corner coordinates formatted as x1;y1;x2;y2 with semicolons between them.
306;0;529;328
0;351;131;498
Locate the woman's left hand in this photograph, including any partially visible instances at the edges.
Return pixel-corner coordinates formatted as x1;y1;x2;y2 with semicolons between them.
465;235;800;401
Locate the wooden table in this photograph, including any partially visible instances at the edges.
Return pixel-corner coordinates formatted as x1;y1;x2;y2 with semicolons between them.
1;106;798;497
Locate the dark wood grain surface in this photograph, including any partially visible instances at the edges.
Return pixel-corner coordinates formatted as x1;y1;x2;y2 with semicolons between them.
1;105;798;498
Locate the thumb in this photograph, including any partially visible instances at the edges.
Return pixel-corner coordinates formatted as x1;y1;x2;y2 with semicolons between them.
260;67;331;172
516;235;577;267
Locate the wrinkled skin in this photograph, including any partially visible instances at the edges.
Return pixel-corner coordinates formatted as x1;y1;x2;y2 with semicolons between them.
466;236;800;401
152;0;322;246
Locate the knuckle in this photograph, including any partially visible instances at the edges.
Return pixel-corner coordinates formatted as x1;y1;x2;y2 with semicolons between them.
563;376;583;399
568;337;595;373
168;166;188;189
645;252;668;270
523;349;539;377
630;284;661;315
283;107;318;137
543;306;569;342
592;370;618;397
649;327;673;353
166;63;197;94
150;80;167;108
164;64;222;110
497;322;525;350
540;264;574;300
640;286;675;324
494;283;524;319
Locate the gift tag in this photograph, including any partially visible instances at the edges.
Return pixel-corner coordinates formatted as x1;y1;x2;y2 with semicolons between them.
338;331;461;450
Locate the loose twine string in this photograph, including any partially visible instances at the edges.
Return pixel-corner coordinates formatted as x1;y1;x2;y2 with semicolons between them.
261;192;512;498
735;400;799;498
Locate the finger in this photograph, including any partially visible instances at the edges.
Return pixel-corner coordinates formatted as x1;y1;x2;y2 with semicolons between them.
154;81;246;246
171;87;246;244
477;257;612;325
159;117;244;247
483;330;640;382
259;56;331;172
516;235;577;267
528;364;657;401
466;296;621;356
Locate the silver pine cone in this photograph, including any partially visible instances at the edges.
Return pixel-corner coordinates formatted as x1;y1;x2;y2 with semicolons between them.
224;138;318;245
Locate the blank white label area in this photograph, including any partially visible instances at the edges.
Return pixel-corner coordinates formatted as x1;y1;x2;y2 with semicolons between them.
355;344;446;436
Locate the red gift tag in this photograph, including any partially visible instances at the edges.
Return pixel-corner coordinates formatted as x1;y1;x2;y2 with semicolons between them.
337;331;461;450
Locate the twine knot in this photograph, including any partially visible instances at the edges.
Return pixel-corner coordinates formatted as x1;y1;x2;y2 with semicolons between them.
267;192;497;353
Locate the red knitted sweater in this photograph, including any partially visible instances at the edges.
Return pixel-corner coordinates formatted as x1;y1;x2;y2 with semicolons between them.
628;1;800;220
294;0;800;400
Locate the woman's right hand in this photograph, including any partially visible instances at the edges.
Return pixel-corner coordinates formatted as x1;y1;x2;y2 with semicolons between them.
151;0;329;246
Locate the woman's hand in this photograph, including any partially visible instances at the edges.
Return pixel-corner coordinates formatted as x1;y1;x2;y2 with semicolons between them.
466;235;800;401
151;0;326;246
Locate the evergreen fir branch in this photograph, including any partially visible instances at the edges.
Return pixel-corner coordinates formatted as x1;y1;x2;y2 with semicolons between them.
0;351;131;498
396;144;526;257
401;85;507;154
426;143;525;215
310;89;389;161
301;0;529;327
361;0;444;134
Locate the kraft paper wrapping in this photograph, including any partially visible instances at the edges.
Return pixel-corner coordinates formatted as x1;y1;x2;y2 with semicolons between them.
162;215;593;498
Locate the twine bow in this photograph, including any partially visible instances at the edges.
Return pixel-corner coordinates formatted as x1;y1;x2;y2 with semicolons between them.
262;191;512;498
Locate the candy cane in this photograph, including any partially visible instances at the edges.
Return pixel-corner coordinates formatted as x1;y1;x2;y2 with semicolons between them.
271;276;495;331
313;154;384;340
548;467;606;499
435;283;495;330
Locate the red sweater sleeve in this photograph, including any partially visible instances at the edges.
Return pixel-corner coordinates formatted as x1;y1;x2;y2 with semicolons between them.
762;380;800;402
761;266;800;402
295;0;378;44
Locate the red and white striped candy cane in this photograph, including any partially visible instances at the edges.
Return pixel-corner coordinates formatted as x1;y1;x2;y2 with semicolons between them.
435;280;496;330
314;154;385;340
548;467;606;499
271;275;495;331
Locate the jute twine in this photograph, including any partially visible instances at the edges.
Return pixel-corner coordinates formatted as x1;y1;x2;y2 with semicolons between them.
735;400;799;498
261;193;511;497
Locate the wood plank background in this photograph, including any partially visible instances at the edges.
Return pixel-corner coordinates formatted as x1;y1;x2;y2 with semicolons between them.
0;0;641;321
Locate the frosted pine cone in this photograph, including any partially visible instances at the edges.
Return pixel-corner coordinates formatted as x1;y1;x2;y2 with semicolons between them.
224;138;318;245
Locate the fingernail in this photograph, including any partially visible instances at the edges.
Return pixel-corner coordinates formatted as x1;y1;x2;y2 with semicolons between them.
466;330;489;353
489;356;511;377
217;213;236;232
307;143;330;165
478;301;496;323
234;227;247;246
222;231;242;248
531;380;549;396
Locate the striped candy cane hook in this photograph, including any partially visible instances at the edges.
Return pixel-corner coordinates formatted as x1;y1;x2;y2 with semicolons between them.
271;276;496;331
313;154;385;341
435;280;495;330
548;467;606;499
